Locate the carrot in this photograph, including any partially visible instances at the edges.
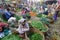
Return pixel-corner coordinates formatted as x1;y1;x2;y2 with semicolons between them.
29;11;36;17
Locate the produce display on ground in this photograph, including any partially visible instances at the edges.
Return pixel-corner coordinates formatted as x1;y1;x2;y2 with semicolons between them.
37;14;47;18
37;14;50;24
37;14;42;18
40;18;50;24
30;33;43;40
0;0;60;40
14;14;21;20
0;14;21;22
30;20;48;32
26;13;31;20
0;14;7;22
28;31;43;40
16;8;21;12
1;34;23;40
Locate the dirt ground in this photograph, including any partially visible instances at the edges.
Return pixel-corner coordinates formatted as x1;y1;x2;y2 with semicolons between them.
45;17;60;40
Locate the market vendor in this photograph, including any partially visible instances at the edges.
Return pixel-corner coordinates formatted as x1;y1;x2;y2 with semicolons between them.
2;8;14;20
0;18;9;38
25;6;30;13
0;5;4;14
17;18;29;39
21;9;26;19
8;17;16;28
39;6;44;14
53;4;60;21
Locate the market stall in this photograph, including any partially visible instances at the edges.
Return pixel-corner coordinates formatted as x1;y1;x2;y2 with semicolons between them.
0;0;60;40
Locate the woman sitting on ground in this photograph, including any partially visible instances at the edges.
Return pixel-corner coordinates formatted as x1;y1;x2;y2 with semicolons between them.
0;18;10;38
17;18;29;39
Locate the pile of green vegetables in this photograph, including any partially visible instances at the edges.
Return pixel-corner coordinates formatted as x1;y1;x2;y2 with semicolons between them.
37;14;47;18
1;34;23;40
1;32;43;40
0;14;7;22
40;18;50;24
16;8;21;12
31;20;48;32
28;32;43;40
37;14;50;24
26;13;31;20
30;33;43;40
14;14;21;20
37;14;42;18
30;7;37;12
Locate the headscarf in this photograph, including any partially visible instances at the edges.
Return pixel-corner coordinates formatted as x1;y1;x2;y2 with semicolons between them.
0;18;2;22
18;18;26;23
